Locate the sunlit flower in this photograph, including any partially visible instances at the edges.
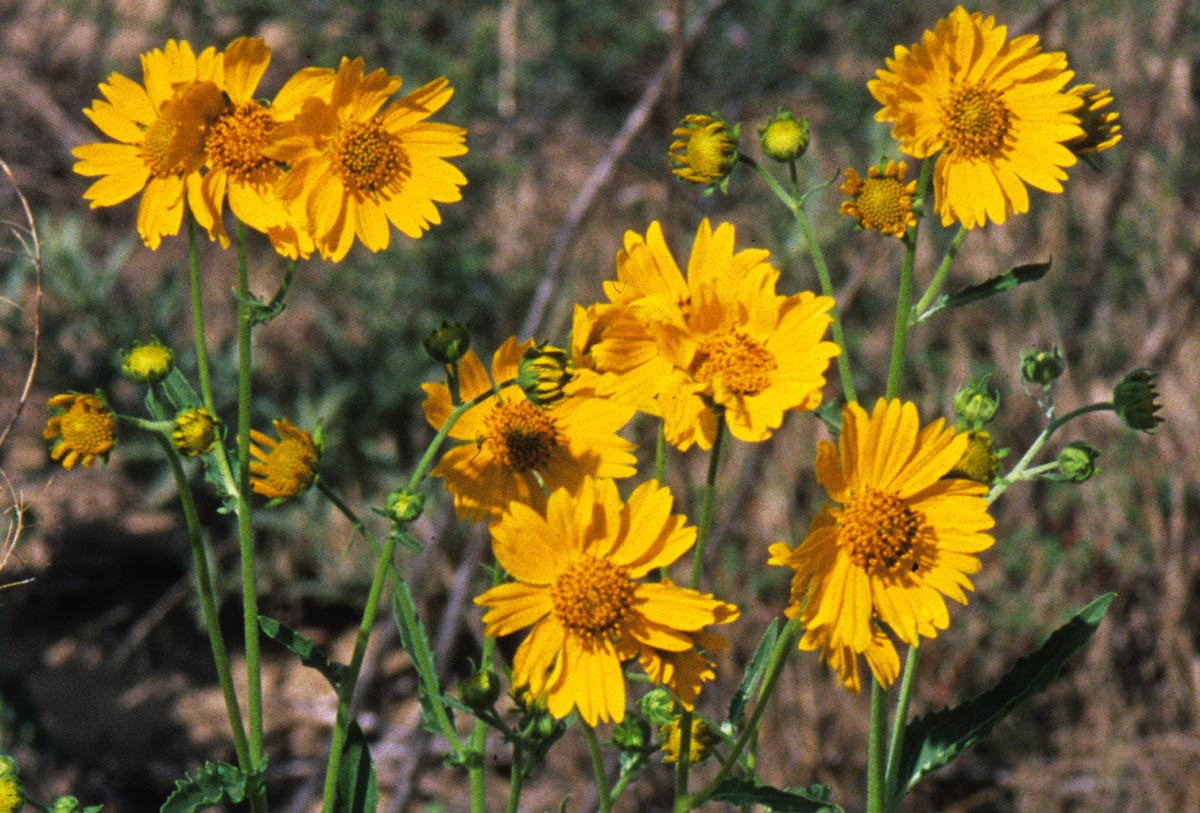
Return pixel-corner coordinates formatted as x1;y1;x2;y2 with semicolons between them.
669;114;738;185
122;337;175;384
265;58;467;262
583;220;839;450
173;408;219;457
758;108;810;163
475;477;739;726
422;337;636;522
44;393;116;470
249;418;320;500
768;399;994;691
868;6;1084;229
839;160;918;238
1065;83;1122;156
73;40;224;249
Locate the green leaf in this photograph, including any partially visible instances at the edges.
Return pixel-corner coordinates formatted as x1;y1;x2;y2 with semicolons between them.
391;583;454;734
914;259;1051;323
160;760;257;813
336;722;379;813
709;779;840;812
892;593;1115;803
728;618;779;727
258;615;348;690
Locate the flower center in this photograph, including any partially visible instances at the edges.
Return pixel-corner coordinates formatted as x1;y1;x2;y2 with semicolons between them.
856;176;912;232
61;400;115;456
550;557;635;639
689;330;777;397
943;84;1012;159
836;486;924;576
483;399;562;473
205;101;278;185
333;118;410;195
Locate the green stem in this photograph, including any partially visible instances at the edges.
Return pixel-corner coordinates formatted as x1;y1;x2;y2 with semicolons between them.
186;217;216;415
583;723;613;813
885;236;917;401
987;402;1115;505
749;157;857;405
911;227;968;320
673;708;695;811
655;420;667;484
867;678;888;813
689;414;726;591
884;645;921;807
467;568;503;813
506;739;525;813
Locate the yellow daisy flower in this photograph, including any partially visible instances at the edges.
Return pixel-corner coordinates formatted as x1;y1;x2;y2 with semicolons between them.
839;160;918;238
668;114;738;185
1065;83;1122;156
265;58;468;262
173;408;220;457
868;6;1084;229
584;220;839;450
249;418;320;500
475;477;739;726
44;393;116;470
422;337;637;523
768;399;995;691
73;40;224;249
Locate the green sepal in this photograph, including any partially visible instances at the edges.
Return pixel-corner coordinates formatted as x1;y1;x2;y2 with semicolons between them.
258;615;349;690
709;779;840;812
336;722;379;813
913;259;1052;324
160;759;263;813
390;583;455;735
891;593;1115;804
728;618;779;728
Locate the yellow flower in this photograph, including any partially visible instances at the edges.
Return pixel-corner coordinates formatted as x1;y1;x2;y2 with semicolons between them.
669;114;738;185
422;337;637;522
839;160;918;238
1065;83;1122;156
583;220;839;450
768;399;995;691
249;418;320;500
73;40;225;249
0;756;23;813
121;338;175;384
265;58;467;262
475;477;739;726
173;408;219;457
944;430;999;485
44;393;116;470
868;6;1084;229
190;37;314;259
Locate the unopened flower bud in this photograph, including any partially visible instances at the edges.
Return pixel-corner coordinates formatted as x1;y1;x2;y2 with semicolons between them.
517;342;574;407
953;378;1000;429
1020;346;1065;387
459;669;502;711
669;114;738;186
638;687;675;727
173;408;219;457
50;798;80;813
1057;441;1101;483
385;488;425;524
758;109;810;162
612;716;652;752
423;322;471;365
1113;368;1163;433
122;338;175;385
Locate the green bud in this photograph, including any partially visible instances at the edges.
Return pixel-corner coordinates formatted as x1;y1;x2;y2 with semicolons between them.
953;377;1000;429
50;797;80;813
423;321;471;365
758;108;810;163
1113;368;1163;433
517;342;574;407
459;669;502;711
1020;346;1065;387
612;716;652;752
532;711;559;740
1057;441;1102;483
638;687;675;727
121;338;175;385
385;488;425;524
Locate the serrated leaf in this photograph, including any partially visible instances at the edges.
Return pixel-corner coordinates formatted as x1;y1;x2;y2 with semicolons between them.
915;260;1051;323
336;722;379;813
893;593;1115;803
709;778;840;812
729;618;780;727
391;584;454;734
259;615;348;690
160;760;253;813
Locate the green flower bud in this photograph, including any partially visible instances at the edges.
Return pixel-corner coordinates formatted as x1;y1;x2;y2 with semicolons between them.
0;757;22;813
533;712;559;740
459;669;502;711
612;716;652;752
385;488;425;524
50;798;80;813
423;322;471;365
758;109;810;162
638;687;675;727
953;377;1000;429
1020;346;1065;387
517;342;574;407
1057;441;1102;483
121;338;175;385
1113;368;1163;433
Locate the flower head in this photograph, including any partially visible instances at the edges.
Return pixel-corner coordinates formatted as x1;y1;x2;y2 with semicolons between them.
265;58;467;262
582;220;839;450
769;399;994;691
758;109;810;163
173;408;219;457
1113;368;1163;432
249;418;320;500
122;338;175;384
44;393;116;470
475;477;739;726
1065;83;1122;156
516;342;574;407
839;160;918;238
868;6;1084;228
0;756;23;813
668;114;738;186
422;337;636;522
944;430;999;485
73;40;224;249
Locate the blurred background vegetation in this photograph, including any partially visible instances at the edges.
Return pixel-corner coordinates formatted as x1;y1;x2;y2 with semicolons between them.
0;0;1197;810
